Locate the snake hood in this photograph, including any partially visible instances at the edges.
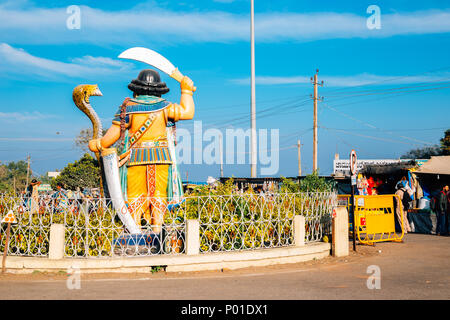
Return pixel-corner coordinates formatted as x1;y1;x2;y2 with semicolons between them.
72;84;103;139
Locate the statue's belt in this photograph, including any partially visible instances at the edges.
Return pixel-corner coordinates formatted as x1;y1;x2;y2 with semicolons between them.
127;146;172;166
133;140;169;148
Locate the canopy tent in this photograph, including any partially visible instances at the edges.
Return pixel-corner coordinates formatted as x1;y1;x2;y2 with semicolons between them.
413;156;450;175
361;160;417;175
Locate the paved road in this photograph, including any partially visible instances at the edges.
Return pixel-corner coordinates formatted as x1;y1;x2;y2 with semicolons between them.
0;234;449;300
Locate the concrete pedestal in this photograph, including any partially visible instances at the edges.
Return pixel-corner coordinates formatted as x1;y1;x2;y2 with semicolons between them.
332;207;349;257
49;224;65;260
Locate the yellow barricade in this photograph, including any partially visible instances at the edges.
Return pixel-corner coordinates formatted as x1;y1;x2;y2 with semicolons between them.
353;194;404;245
337;194;351;209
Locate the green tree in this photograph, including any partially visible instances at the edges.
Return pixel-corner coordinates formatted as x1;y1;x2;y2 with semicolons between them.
51;153;100;190
401;129;450;159
74;128;108;154
0;160;28;193
38;173;54;185
400;145;442;159
440;129;450;155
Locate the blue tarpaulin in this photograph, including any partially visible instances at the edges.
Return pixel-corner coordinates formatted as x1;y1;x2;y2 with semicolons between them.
407;210;438;234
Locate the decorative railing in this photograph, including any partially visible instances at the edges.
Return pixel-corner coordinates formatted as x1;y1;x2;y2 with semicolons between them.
196;192;335;253
0;192;336;258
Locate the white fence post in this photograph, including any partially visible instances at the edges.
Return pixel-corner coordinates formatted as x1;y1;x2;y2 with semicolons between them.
294;215;305;246
332;207;349;257
49;224;65;260
186;219;200;255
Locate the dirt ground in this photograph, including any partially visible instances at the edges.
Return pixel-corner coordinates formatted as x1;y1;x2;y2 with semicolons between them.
1;234;448;300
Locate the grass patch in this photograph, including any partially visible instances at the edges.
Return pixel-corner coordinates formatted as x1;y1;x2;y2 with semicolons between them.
150;266;165;274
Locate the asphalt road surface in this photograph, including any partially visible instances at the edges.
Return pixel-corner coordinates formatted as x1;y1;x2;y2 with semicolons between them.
0;233;449;300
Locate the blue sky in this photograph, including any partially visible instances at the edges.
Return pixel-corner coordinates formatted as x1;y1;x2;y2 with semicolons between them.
0;0;449;181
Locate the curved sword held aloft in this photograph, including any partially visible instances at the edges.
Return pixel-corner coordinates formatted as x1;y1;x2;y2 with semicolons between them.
118;47;196;92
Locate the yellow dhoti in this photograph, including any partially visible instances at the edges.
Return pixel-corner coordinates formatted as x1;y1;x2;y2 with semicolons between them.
127;164;169;232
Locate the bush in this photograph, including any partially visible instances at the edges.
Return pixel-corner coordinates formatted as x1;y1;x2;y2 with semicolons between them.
280;172;336;193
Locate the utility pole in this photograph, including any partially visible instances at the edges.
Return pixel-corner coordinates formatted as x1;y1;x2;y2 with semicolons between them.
219;135;224;177
311;70;323;173
297;139;302;177
250;0;257;178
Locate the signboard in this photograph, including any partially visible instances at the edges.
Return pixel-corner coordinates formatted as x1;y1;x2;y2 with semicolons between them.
351;174;357;186
357;198;365;207
1;210;17;224
47;171;61;178
333;158;425;176
37;184;52;192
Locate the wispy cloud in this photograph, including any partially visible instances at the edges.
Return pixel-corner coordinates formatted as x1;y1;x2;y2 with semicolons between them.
0;137;73;142
232;72;450;87
0;3;449;45
0;111;57;122
2;43;449;87
0;43;132;79
213;0;239;3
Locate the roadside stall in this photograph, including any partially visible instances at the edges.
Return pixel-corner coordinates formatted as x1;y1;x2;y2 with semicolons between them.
359;160;417;196
408;156;450;234
335;159;431;242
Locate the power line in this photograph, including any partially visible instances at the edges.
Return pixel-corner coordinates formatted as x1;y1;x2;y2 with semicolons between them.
321;65;450;95
200;99;312;130
323;78;450;99
320;84;450;111
201;92;310;111
321;102;434;145
319;126;448;132
324;84;450;103
319;126;426;146
321;126;379;158
197;67;450;131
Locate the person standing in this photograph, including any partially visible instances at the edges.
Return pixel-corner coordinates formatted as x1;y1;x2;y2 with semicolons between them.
395;183;412;233
436;185;449;236
447;186;450;235
52;182;68;213
26;179;41;214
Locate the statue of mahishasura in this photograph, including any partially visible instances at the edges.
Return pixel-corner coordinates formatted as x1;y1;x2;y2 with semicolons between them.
72;47;195;254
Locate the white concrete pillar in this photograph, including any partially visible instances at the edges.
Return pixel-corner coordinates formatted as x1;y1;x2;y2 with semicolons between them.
49;224;65;260
186;219;200;255
332;207;349;257
293;215;306;246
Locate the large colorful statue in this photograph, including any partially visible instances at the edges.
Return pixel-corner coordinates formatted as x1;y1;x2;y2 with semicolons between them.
74;47;195;235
